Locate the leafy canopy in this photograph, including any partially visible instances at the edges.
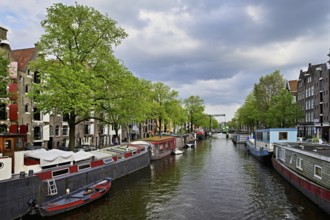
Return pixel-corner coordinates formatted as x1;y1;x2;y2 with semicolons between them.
29;3;127;149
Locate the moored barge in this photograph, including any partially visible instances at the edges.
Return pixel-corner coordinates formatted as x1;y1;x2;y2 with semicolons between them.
0;133;150;220
132;135;176;160
272;142;330;214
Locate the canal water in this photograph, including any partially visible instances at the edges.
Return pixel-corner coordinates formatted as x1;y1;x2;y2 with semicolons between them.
49;133;330;220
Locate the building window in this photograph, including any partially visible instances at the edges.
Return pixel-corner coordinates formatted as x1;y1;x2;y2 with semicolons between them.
25;84;29;93
63;126;68;136
33;107;41;121
55;125;60;136
85;124;90;134
49;125;53;136
34;71;40;83
34;126;42;140
296;157;303;170
0;104;6;120
314;165;322;179
25;104;29;112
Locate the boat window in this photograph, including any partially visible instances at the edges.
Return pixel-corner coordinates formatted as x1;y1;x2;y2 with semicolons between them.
278;148;286;162
52;168;69;177
256;132;262;141
78;163;91;170
103;158;113;164
5;140;11;149
266;132;270;141
278;132;288;140
16;137;24;149
314;165;322;179
296;157;303;170
289;154;296;164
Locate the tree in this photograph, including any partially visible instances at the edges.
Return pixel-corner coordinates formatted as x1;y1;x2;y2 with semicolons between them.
95;60;152;143
0;50;10;100
266;89;304;127
169;102;187;133
253;70;286;127
184;96;205;132
236;92;259;131
29;3;127;150
149;82;180;134
235;70;303;129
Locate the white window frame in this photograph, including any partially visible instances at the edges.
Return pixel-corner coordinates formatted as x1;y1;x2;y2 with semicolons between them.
314;165;322;179
296;157;303;170
278;148;285;162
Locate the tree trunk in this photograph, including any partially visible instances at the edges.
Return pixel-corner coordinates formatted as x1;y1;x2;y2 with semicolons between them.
114;123;120;144
68;113;76;151
158;118;162;135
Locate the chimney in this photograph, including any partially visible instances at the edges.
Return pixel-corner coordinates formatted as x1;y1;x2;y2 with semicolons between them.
0;26;8;40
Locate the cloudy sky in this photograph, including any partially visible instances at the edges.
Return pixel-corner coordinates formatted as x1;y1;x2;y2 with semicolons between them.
1;0;330;122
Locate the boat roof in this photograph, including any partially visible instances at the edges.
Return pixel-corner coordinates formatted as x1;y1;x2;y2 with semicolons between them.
143;135;175;142
24;149;94;167
130;141;150;146
275;142;330;157
255;128;297;132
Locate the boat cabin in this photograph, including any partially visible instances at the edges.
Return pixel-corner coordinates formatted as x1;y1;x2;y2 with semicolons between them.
253;128;297;152
143;136;176;160
0;133;26;180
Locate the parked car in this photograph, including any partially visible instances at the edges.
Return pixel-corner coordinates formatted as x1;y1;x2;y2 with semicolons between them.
73;145;98;152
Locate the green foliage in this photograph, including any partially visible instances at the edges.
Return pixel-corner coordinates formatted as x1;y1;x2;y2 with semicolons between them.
29;3;127;150
234;70;303;130
253;70;286;113
184;96;205;131
149;82;180;133
95;59;153;138
266;89;304;127
0;50;10;99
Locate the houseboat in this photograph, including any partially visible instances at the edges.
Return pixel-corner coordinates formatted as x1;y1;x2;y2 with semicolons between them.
245;128;297;163
0;133;150;220
132;135;176;160
195;129;206;140
272;142;330;215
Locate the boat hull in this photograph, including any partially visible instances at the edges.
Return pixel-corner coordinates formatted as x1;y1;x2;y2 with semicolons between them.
151;150;172;160
245;140;272;164
39;178;112;217
272;156;330;214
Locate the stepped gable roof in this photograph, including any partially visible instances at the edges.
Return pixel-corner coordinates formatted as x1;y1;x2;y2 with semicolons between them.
11;47;38;72
307;62;327;74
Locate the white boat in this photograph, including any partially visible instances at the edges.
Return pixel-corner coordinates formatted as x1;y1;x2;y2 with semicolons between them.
172;149;183;155
185;143;195;148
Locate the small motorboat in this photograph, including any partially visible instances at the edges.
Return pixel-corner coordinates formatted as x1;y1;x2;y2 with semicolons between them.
185;142;195;148
39;177;112;217
172;148;183;155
